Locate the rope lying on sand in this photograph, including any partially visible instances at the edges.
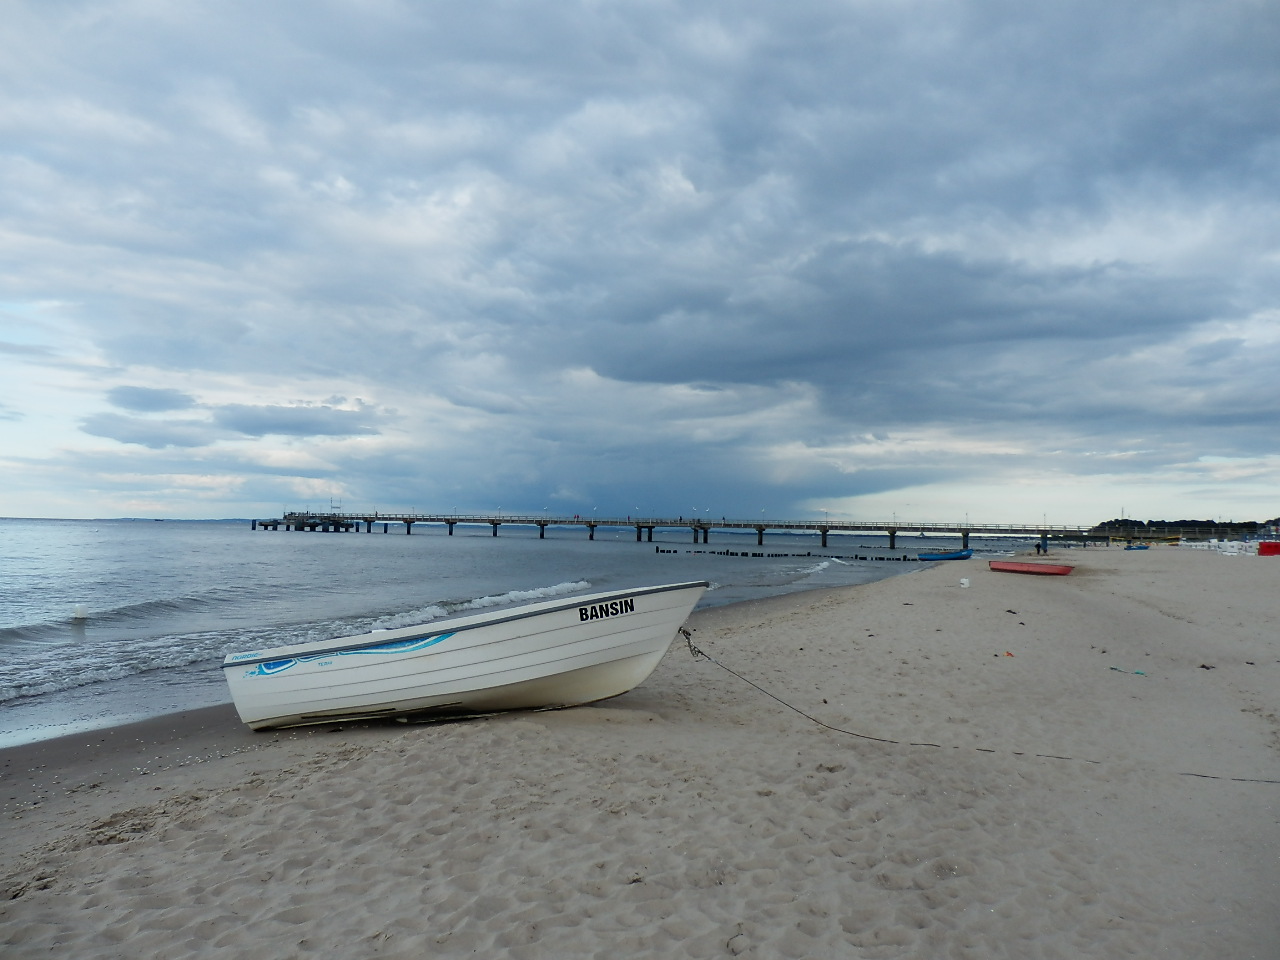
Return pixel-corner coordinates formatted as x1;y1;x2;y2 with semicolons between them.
680;629;1280;785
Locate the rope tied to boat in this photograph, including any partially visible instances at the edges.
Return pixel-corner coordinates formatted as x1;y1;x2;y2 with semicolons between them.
680;628;900;744
679;628;1280;785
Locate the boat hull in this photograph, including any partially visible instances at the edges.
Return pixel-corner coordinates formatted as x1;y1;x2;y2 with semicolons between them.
919;549;973;561
988;560;1074;576
222;581;707;730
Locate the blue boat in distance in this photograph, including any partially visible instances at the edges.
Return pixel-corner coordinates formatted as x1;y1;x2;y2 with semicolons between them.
918;548;973;561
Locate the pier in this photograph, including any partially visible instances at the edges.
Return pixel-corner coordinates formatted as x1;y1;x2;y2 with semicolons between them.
251;511;1112;549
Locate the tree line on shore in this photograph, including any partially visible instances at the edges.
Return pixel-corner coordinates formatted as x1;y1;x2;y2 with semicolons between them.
1089;517;1279;537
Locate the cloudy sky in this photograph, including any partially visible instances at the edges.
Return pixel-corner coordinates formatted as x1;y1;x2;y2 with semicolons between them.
2;0;1278;524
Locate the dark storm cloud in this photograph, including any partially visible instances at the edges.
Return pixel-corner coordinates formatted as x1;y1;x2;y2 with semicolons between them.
81;413;218;449
541;240;1224;383
107;386;197;413
212;403;381;438
82;400;384;447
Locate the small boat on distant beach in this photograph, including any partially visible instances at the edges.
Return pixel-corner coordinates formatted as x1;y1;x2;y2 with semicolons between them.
1124;544;1150;550
918;549;973;561
988;560;1074;576
222;581;708;730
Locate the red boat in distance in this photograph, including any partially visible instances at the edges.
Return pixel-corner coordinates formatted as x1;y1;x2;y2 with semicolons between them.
989;560;1074;576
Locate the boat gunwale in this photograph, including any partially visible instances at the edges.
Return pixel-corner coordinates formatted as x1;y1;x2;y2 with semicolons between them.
221;580;709;671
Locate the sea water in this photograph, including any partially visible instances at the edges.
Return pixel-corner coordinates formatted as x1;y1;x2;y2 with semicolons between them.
0;517;1018;747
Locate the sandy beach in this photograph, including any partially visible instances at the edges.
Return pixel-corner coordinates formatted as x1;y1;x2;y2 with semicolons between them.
2;546;1277;958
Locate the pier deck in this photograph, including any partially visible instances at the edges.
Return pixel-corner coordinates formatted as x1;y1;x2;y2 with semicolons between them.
251;512;1115;549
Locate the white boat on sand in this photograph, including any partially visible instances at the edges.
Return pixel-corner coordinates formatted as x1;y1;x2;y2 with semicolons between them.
222;581;708;730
